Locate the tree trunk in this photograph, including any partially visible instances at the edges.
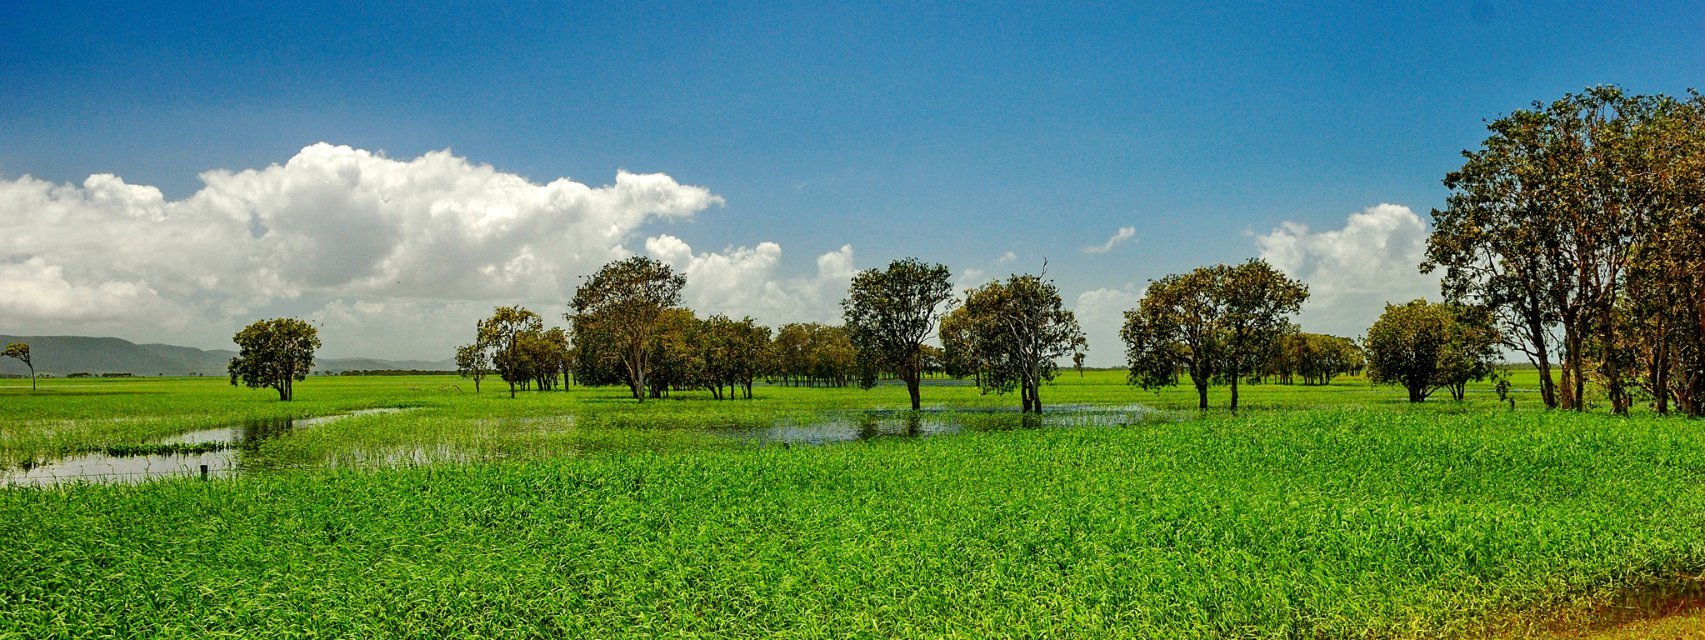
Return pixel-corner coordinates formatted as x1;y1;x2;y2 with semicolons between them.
1195;378;1209;410
1229;369;1241;411
905;372;922;411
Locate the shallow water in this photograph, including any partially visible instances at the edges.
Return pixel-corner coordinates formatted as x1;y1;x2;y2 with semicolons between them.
720;404;1165;446
3;408;409;486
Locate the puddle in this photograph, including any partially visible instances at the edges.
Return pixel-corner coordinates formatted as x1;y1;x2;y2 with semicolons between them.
721;404;1165;446
3;408;411;486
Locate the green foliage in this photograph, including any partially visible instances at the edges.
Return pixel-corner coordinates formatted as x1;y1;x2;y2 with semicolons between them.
842;258;955;409
1;342;31;390
1121;259;1306;409
958;271;1085;412
476;305;545;398
1268;333;1363;385
769;323;857;388
227;318;320;401
568;256;687;401
1365;300;1500;402
1426;86;1705;415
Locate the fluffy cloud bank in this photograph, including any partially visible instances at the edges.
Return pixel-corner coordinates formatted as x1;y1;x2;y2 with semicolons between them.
0;143;859;358
1256;203;1440;337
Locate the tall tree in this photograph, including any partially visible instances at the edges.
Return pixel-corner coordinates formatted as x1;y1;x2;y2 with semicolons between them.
960;272;1086;413
842;258;954;410
1217;259;1308;410
2;342;34;390
478;305;543;398
568;256;687;402
1426;86;1665;413
227;318;320;401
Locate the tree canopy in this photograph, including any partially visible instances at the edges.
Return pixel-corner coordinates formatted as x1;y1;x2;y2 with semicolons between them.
2;342;34;391
568;256;687;402
1121;259;1306;410
1365;300;1500;403
842;258;955;410
958;272;1085;413
227;318;320;401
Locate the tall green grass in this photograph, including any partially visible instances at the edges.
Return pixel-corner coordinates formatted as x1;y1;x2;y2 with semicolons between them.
3;408;1703;637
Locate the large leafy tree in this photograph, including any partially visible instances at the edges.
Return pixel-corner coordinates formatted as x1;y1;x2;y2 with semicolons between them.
960;272;1086;413
227;318;320;401
1425;86;1671;413
1364;300;1500;403
842;258;955;410
2;342;34;390
568;256;687;402
1621;92;1705;416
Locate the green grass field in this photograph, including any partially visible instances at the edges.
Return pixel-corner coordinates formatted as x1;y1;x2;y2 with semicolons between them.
2;372;1701;637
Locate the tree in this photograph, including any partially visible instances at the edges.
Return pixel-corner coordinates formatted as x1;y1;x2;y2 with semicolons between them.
1121;267;1223;410
2;342;34;390
568;256;687;402
1426;86;1670;413
1217;259;1308;410
959;272;1086;413
1364;300;1499;402
454;342;490;393
842;258;955;410
478;306;544;398
938;305;986;384
227;318;320;401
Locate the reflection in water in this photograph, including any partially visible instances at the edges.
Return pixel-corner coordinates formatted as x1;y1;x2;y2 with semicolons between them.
723;404;1161;446
3;408;409;487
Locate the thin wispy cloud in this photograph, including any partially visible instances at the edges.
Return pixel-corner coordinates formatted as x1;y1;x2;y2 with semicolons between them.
1082;226;1136;254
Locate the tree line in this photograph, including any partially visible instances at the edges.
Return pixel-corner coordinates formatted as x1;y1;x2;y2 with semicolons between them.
210;85;1696;414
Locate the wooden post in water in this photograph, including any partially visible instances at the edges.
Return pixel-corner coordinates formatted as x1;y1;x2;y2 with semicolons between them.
199;464;209;480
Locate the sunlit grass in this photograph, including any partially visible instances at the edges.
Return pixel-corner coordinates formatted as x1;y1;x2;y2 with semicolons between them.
2;370;1698;637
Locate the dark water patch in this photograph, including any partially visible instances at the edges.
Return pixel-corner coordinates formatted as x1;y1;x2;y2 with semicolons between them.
3;408;411;487
721;404;1168;446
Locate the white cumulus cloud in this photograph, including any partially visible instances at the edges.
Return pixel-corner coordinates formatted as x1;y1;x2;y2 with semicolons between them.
1255;203;1440;338
0;143;759;358
1073;284;1146;367
646;235;858;327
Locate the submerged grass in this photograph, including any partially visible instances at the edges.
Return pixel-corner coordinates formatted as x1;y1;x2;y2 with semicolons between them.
3;406;1705;637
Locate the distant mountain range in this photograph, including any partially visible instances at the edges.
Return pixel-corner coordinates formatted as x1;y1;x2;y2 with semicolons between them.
0;335;454;376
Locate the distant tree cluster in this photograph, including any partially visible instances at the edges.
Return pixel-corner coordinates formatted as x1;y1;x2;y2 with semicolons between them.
1262;333;1364;386
1426;86;1705;415
456;306;571;398
770;323;858;388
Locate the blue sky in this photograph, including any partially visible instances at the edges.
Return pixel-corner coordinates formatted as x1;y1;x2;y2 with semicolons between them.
1;2;1701;362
